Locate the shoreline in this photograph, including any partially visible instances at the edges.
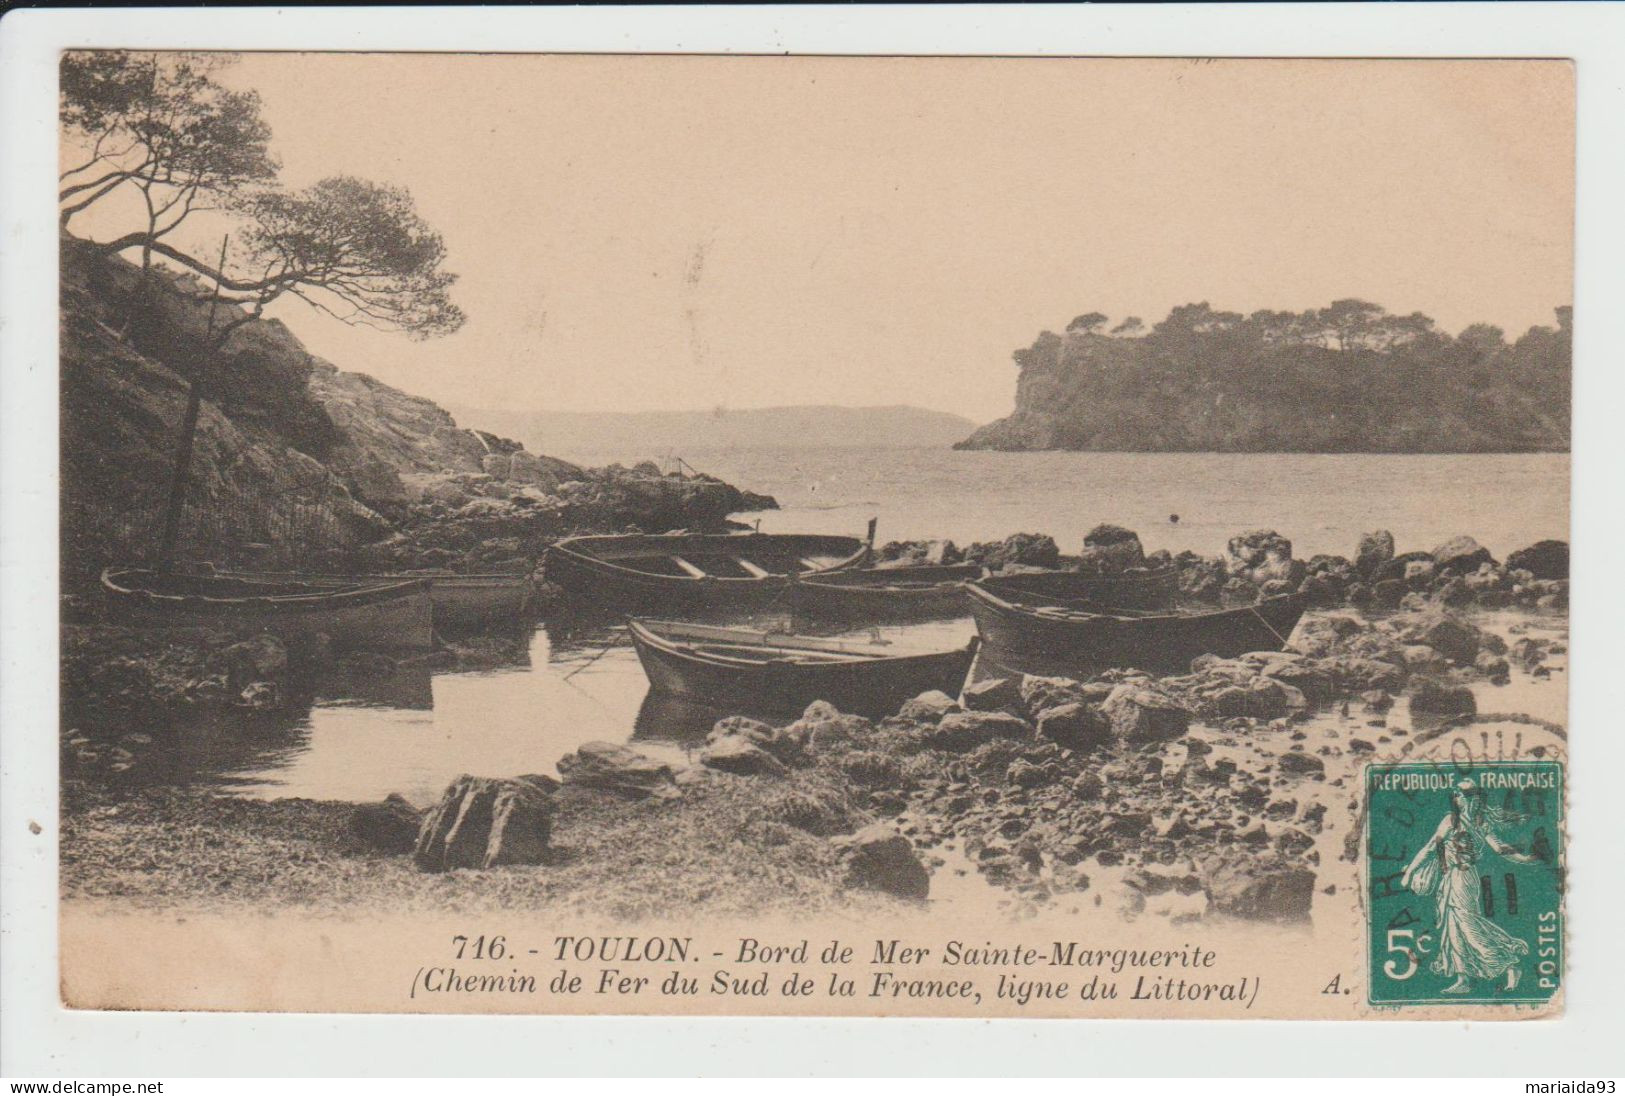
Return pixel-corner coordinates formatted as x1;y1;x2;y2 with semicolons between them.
60;558;1569;923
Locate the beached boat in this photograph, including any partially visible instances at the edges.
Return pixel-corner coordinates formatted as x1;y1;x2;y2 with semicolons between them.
627;618;979;718
965;581;1308;674
976;564;1179;611
206;567;532;629
791;563;984;619
546;531;871;611
101;567;435;651
412;572;533;628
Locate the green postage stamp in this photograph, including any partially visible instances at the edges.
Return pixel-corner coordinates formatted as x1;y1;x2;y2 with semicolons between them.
1366;760;1564;1007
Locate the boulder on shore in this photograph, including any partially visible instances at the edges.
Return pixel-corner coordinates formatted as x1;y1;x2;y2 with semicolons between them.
1376;551;1435;584
1507;539;1568;580
1079;523;1145;571
1200;853;1315;921
1372;578;1407;609
785;701;874;751
699;735;787;776
556;741;680;799
412;775;554;872
1036;701;1111;752
1409;679;1477;717
1008;757;1061;789
346;792;422;854
1287;613;1363;658
1401;610;1482;666
1354;530;1396;578
707;715;776;749
214;633;288;686
831;824;930;900
1226;529;1300;588
1300;559;1354;607
923;710;1033;751
1431;535;1494;575
706;715;809;766
963;532;1060;572
1019;674;1087;718
899;689;961;723
875;538;964;567
1102;683;1191;743
962;675;1022;713
1278;750;1326;778
1228;529;1293;571
1510;637;1548;670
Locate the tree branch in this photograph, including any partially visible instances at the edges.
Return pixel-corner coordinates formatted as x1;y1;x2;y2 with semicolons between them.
91;233;299;292
59;163;145;202
59;175;139;221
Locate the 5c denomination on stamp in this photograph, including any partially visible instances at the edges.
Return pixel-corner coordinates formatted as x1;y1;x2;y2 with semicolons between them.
1366;761;1563;1006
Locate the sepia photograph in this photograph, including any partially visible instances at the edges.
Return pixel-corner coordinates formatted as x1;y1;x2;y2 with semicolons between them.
43;48;1578;1022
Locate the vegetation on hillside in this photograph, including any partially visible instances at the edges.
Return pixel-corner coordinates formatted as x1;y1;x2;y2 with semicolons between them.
957;300;1571;452
60;50;466;561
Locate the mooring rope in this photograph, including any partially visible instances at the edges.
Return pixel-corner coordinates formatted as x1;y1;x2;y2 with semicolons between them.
562;636;620;681
1247;603;1293;648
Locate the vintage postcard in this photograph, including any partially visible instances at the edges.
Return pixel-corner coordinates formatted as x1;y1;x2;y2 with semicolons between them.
53;52;1572;1020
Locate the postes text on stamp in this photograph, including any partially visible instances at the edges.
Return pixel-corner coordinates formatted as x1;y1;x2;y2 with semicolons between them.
1366;760;1563;1006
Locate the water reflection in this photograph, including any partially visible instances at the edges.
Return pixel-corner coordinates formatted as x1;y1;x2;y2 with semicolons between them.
105;607;974;803
632;689;761;745
108;605;1564;809
315;660;436;711
125;708;318;795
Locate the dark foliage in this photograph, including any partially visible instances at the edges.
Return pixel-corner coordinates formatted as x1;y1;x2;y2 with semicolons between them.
959;300;1570;453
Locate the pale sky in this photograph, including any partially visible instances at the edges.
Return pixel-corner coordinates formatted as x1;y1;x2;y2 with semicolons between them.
73;54;1574;423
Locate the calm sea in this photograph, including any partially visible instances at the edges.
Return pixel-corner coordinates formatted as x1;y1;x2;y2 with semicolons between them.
558;447;1570;561
130;449;1568;804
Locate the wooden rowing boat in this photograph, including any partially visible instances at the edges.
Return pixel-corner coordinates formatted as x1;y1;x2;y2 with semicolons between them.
206;567;533;629
976;563;1179;611
100;567;435;651
965;580;1308;674
791;563;984;619
415;572;533;628
545;532;871;611
627;618;979;718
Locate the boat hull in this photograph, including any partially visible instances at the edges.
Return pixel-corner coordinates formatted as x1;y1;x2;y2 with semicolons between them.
416;574;532;628
628;621;978;719
977;565;1179;611
208;568;532;630
967;584;1308;676
101;569;435;651
546;532;869;612
791;563;982;620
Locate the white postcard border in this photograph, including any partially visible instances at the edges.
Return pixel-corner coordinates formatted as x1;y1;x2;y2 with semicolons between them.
4;2;1624;1077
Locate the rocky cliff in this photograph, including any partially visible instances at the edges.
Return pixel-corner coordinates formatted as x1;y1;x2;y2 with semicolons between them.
958;304;1571;453
61;241;774;585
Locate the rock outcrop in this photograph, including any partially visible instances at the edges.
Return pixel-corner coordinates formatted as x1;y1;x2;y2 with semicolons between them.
556;741;681;799
962;532;1060;572
955;303;1569;453
1079;524;1145;572
1507;539;1568;580
831;824;930;900
412;775;555;872
1200;853;1316;921
923;711;1034;751
700;734;789;776
1101;684;1191;743
61;240;776;585
347;793;424;854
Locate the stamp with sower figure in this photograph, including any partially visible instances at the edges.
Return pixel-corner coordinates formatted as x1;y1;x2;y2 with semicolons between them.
1366;761;1563;1007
